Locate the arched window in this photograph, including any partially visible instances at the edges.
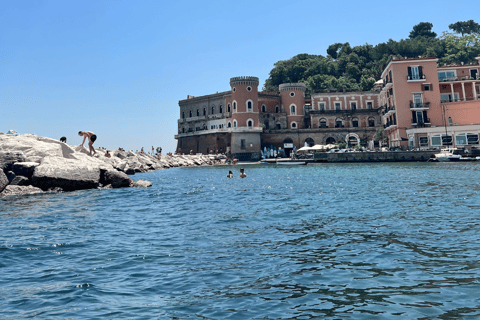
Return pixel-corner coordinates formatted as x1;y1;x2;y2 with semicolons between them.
196;109;199;117
203;108;206;116
368;117;375;127
227;121;232;128
275;106;279;113
227;103;231;112
182;112;185;119
233;120;237;127
211;106;215;114
261;104;266;112
305;138;314;147
352;117;359;127
247;120;253;127
189;110;192;118
247;100;252;111
291;121;297;129
219;105;223;113
182;128;185;133
233;101;237;112
326;137;336;144
335;118;343;128
290;105;296;115
319;118;327;128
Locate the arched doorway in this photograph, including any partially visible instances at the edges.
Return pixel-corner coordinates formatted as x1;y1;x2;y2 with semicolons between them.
283;138;294;157
304;138;314;147
326;137;336;144
345;133;360;146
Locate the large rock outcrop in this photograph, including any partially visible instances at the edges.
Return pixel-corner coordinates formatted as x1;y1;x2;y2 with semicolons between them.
0;132;226;197
0;170;8;193
31;156;102;191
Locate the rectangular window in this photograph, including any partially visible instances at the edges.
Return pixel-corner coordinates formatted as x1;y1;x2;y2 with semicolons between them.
352;119;358;127
442;135;453;145
320;121;327;128
413;93;423;107
419;137;429;147
438;71;456;81
335;120;342;128
431;136;442;146
366;101;373;109
408;66;423;80
335;102;341;110
318;102;325;111
440;93;459;103
423;84;431;91
456;134;467;145
468;133;479;145
241;139;246;149
350;102;357;110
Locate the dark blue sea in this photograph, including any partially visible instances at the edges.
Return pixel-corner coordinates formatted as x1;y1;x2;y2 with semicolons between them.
2;162;480;319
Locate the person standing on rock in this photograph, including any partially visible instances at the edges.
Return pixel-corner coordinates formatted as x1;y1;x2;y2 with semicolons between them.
78;131;97;156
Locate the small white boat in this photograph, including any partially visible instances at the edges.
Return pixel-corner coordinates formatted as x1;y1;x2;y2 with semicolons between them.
435;148;461;162
276;160;307;165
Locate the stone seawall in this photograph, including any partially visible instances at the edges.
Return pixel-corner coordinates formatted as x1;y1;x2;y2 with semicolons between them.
313;151;439;162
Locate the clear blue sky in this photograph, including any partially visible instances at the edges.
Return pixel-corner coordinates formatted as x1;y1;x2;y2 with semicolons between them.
1;0;478;152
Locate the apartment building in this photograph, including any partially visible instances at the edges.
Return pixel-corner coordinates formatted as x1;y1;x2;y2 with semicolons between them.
380;55;480;149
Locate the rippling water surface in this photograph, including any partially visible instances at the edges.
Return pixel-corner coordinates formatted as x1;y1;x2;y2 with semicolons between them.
2;162;480;319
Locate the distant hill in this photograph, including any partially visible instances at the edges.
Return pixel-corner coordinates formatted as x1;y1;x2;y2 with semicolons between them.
263;21;480;94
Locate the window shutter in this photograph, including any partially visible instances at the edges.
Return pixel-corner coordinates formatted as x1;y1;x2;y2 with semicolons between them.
408;67;412;79
418;66;423;79
423;111;428;122
412;111;417;123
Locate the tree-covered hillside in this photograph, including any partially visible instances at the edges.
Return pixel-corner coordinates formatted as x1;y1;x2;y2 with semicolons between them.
263;21;480;94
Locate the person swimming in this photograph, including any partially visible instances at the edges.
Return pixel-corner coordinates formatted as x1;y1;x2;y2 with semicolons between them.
239;168;246;178
227;170;233;178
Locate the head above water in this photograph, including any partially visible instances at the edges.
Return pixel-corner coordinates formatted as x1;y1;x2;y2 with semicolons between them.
240;168;244;172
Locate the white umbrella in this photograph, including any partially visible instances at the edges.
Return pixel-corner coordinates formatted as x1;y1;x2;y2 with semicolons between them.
296;146;311;152
310;145;326;150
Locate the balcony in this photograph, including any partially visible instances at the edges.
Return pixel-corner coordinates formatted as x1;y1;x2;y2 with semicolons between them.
410;101;430;109
439;75;479;83
407;75;426;82
411;118;431;128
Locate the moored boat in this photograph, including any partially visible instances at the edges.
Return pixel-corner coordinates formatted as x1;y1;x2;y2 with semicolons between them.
434;148;461;162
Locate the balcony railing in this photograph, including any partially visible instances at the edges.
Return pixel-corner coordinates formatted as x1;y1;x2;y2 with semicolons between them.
411;118;431;127
439;76;479;82
410;101;430;109
407;75;426;81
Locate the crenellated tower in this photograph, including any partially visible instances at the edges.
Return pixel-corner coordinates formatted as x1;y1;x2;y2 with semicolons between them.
279;83;306;129
230;76;260;128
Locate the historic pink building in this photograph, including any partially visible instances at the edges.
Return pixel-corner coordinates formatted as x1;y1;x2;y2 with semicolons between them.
176;77;381;160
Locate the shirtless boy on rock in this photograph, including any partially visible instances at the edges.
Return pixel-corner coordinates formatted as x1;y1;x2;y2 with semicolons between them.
78;131;97;156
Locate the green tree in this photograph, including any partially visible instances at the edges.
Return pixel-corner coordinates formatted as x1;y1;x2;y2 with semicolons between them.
409;22;437;39
438;32;480;65
449;20;480;36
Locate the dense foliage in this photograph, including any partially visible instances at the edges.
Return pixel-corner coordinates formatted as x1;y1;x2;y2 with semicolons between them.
263;21;480;94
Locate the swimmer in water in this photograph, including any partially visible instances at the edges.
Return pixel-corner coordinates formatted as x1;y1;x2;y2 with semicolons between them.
239;168;246;178
227;170;233;178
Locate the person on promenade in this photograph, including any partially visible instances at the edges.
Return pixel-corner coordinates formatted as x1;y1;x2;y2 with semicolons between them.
78;131;97;156
239;168;246;178
227;170;233;178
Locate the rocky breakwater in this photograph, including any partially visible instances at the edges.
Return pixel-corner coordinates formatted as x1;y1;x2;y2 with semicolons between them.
0;133;217;198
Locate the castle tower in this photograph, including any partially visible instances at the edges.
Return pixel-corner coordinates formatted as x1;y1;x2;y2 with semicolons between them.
279;83;306;129
228;76;262;160
230;76;260;128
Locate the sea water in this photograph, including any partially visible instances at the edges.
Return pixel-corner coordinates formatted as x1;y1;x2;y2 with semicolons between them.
1;162;480;319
